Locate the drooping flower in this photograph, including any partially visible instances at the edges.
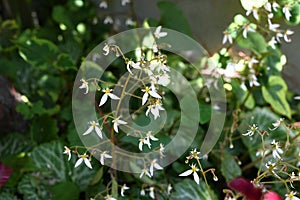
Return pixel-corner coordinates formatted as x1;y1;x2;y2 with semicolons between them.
146;131;158;142
179;163;200;184
222;30;232;44
112;116;127;133
121;184;130;196
283;4;292;21
125;18;134;26
149;159;163;176
243;124;258;136
83;121;103;139
154;26;167;39
63;146;72;161
243;24;255;38
149;187;155;199
99;1;108;9
270;118;284;130
104;16;113;24
75;153;92;169
139;137;151;151
99;88;120;107
126;60;141;75
270;140;283;159
79;79;89;94
140;168;151;178
141;86;161;105
246;7;259;20
167;184;172;195
100;151;112;165
269;37;278;49
159;143;165;158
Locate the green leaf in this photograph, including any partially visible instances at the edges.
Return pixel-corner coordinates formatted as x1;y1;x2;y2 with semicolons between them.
111;178;118;198
240;0;267;10
52;6;73;29
51;182;80;200
262;76;291;118
157;1;192;36
54;53;77;71
170;179;216;200
31;115;59;143
199;101;212;124
221;153;242;181
17;37;58;70
0;192;19;200
231;79;255;109
90;167;103;185
286;4;300;25
237;32;267;55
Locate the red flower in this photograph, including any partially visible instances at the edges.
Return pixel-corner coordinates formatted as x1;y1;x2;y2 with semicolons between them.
0;162;13;188
228;178;282;200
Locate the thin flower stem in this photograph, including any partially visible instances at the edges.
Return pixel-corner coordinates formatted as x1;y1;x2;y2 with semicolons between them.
196;158;214;200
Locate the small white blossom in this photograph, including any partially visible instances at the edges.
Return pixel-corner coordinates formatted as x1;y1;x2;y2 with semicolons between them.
294;96;300;100
112;116;127;133
141;86;161;105
272;2;280;11
121;0;130;6
139;137;151;151
63;146;72;161
83;121;103;139
271;140;283;159
154;26;167;39
243;124;258;136
104;16;113;24
103;44;110;55
222;30;232;44
75;153;92;169
179;163;200;184
146;131;158;141
100;151;112;165
159;143;165;157
268;19;280;32
285;192;300;200
243;24;255;38
283;30;294;43
140;189;146;196
270;118;284;130
99;1;108;9
167;184;172;195
150;159;163;176
127;60;141;74
249;73;260;87
104;194;116;200
121;184;129;196
125;18;134;26
99;88;120;107
140;168;152;178
248;57;259;69
264;2;272;12
246;7;259;20
283;4;292;21
79;79;89;94
149;187;155;199
269;37;277;49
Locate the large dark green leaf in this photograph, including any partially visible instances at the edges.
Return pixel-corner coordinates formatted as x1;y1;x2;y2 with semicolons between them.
157;1;192;36
51;182;80;200
262;76;291;118
30;115;59;143
221;153;242;181
0;192;19;200
171;179;216;200
0;134;32;159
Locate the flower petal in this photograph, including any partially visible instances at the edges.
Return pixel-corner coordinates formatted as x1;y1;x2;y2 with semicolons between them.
95;126;103;139
179;169;193;177
84;158;92;169
74;158;83;168
83;126;94;135
99;94;108;106
108;93;120;100
193;172;200;184
142;92;148;105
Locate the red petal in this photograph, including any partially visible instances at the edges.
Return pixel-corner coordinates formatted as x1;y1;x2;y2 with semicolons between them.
0;162;13;188
264;191;282;200
228;178;263;200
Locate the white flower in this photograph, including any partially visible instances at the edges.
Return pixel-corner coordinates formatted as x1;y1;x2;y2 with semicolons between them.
270;118;284;130
139;137;151;151
104;194;116;200
179;163;200;184
140;189;146;196
248;57;259;69
222;30;232;44
112;116;127;133
75;153;92;169
243;124;258;136
283;4;292;21
99;1;108;9
146;100;164;120
79;79;89;94
149;187;155;199
249;73;260;87
125;18;134;26
140;168;151;178
154;26;167;39
190;149;200;159
121;184;129;196
121;0;130;6
268;19;280;32
264;2;272;12
104;16;113;24
126;60;141;74
283;30;294;43
159;143;165;158
271;140;283;159
99;88;120;107
103;44;110;55
285;192;300;200
146;131;159;141
63;146;71;161
157;73;170;86
83;121;103;139
150;159;163;176
167;184;172;195
272;2;280;11
100;151;112;165
246;7;259;20
295;96;300;100
141;86;161;105
243;24;255;38
269;37;277;49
